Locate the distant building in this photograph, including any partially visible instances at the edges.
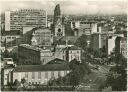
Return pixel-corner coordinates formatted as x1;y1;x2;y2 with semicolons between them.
18;44;54;65
71;21;98;36
107;36;117;55
12;64;70;85
4;9;47;32
106;34;124;55
120;37;127;58
31;27;53;46
90;33;107;51
54;17;65;39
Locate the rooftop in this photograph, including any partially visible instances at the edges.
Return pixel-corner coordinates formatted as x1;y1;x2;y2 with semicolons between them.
2;30;21;36
13;64;70;72
62;46;82;51
19;44;41;51
47;58;68;64
19;44;52;52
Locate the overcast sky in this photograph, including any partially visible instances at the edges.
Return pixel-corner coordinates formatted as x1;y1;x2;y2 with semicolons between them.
0;0;127;15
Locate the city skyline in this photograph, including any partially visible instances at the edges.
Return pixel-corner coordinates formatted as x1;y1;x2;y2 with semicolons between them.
0;0;127;15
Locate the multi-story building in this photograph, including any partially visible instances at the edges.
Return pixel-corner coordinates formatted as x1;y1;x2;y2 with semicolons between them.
12;64;70;85
31;27;53;46
90;33;108;51
1;31;21;47
71;21;98;36
120;37;127;58
106;36;117;55
65;46;82;62
54;46;82;62
1;65;15;86
18;44;54;65
4;9;47;32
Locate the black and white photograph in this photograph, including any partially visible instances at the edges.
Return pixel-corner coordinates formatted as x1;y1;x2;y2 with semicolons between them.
0;0;127;91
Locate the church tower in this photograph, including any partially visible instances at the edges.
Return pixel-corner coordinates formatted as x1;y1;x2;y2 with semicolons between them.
53;4;65;39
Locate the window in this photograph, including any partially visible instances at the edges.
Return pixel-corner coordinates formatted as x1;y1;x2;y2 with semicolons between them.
38;72;41;79
12;37;16;39
71;55;72;60
77;51;79;53
25;72;28;78
78;56;79;60
58;71;61;77
64;71;67;75
32;72;35;79
7;37;11;39
51;71;54;78
29;82;31;85
58;28;61;32
45;72;48;78
63;56;65;60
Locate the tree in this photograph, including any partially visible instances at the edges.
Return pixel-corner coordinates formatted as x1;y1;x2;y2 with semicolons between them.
13;79;21;91
106;54;127;91
21;78;26;84
69;59;80;70
3;49;10;58
69;66;81;89
74;34;88;50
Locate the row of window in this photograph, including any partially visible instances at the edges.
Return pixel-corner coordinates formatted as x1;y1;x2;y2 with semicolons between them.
69;51;80;53
70;55;80;61
24;71;68;79
6;37;17;39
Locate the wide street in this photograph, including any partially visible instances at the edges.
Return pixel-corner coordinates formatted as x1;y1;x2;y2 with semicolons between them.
76;63;110;91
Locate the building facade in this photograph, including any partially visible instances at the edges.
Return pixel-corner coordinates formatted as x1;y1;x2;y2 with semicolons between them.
1;31;21;47
71;21;98;36
120;37;127;58
31;28;53;46
1;66;14;86
5;9;47;31
12;64;70;85
18;44;54;65
107;36;117;55
53;4;65;40
91;33;107;51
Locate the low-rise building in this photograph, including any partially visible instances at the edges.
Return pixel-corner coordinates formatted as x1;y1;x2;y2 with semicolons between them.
12;64;71;85
18;44;54;65
66;46;82;62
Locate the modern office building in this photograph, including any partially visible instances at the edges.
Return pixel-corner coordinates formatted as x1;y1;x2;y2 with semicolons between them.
4;9;47;32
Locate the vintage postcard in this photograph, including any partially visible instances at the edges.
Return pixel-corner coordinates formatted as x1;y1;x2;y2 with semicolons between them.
0;0;127;91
